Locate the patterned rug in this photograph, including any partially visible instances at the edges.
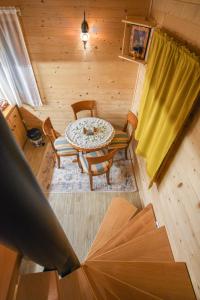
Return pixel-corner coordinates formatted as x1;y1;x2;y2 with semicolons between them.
49;150;137;192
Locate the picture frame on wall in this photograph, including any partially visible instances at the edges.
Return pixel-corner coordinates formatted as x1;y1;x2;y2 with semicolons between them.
129;25;151;60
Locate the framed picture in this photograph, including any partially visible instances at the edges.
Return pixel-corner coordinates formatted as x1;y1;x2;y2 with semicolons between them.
129;25;151;60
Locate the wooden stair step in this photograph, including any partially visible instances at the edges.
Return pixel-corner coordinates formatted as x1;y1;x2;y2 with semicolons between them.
83;264;161;300
88;227;174;263
59;267;97;300
83;265;118;300
85;261;196;300
0;244;22;300
86;197;138;260
16;271;59;300
88;204;156;260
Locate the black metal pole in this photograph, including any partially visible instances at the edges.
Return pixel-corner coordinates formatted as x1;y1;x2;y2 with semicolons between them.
0;111;80;275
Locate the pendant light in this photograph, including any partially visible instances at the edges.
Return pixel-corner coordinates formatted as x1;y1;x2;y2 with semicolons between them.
81;11;89;49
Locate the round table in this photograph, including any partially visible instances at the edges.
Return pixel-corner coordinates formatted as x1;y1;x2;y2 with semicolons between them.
65;117;115;151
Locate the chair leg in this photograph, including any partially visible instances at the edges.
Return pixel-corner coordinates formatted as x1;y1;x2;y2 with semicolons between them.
77;154;83;173
89;174;93;191
125;147;128;160
56;155;61;168
53;152;57;165
106;170;111;185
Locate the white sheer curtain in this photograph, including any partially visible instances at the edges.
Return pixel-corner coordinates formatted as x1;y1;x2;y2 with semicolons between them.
0;7;42;107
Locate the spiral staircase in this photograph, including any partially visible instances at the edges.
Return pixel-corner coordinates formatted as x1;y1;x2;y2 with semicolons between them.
1;197;196;300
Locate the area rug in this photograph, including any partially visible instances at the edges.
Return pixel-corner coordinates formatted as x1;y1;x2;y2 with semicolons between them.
49;151;137;192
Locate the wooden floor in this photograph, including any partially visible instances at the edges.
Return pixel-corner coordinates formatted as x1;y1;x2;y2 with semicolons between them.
20;191;141;274
48;191;141;262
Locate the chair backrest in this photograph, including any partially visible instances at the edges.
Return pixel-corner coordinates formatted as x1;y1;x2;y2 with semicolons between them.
86;149;117;173
124;111;138;143
42;117;57;149
71;100;96;120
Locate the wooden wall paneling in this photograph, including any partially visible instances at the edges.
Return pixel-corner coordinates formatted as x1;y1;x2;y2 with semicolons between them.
131;1;200;298
152;0;200;48
0;0;150;133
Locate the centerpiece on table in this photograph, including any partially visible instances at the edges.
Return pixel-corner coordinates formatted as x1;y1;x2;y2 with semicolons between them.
83;127;98;136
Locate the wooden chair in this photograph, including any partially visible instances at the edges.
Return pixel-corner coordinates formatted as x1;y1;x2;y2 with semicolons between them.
71;100;97;120
42;117;78;168
79;149;117;191
108;111;138;159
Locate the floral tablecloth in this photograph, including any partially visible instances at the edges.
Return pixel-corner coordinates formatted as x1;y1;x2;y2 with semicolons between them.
65;117;115;150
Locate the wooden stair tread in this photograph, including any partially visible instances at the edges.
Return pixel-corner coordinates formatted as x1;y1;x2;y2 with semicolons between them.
85;261;196;300
87;227;174;263
16;271;59;300
83;265;161;300
88;204;156;260
83;265;118;300
59;267;97;300
0;244;21;300
86;197;138;260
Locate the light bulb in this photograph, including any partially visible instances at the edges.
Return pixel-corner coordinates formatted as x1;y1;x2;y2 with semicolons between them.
81;32;89;42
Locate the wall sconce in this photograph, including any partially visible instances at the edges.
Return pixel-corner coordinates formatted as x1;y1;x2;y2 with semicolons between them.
81;11;89;49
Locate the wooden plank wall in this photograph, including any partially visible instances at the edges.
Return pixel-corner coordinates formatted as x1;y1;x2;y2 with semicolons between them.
0;0;150;132
132;1;200;298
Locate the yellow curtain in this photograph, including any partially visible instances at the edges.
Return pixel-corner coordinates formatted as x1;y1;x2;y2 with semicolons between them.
135;30;200;184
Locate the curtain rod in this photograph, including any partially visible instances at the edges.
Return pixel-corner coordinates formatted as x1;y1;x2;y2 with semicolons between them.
0;7;21;15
